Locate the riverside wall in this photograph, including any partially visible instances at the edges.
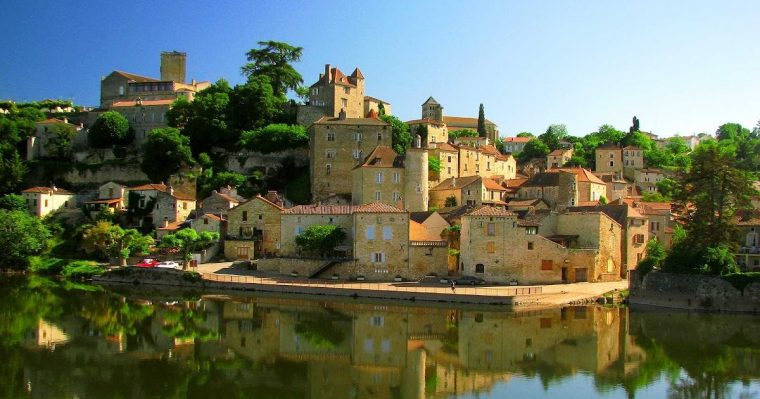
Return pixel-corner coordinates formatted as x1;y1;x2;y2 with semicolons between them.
629;271;760;313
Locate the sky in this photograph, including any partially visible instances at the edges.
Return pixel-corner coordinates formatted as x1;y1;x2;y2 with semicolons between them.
1;0;758;138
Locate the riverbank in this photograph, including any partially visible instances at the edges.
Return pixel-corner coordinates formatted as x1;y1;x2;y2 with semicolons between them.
92;262;628;309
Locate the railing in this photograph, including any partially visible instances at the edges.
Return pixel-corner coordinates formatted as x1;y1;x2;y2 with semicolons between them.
202;273;542;297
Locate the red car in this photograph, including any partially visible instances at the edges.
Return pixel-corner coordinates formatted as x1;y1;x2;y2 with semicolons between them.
135;259;158;268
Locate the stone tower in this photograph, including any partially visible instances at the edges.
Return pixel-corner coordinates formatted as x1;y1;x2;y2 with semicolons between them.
421;96;443;122
160;51;186;83
404;136;429;212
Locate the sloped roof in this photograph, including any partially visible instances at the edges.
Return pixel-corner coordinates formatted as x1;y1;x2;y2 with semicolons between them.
503;136;532;143
354;202;405;213
36;118;75;126
430;176;481;191
356;146;403;169
282;204;354;215
22;186;73;195
422;96;439;106
351;68;364;79
112;70;159;83
409;211;434;224
735;209;760;226
443;116;496;127
556;168;606;185
200;213;224;221
406;117;446;126
622;146;641;150
129;183;195;200
522;172;560;188
567;204;639;226
466;205;515;217
483;178;507;191
432;142;458;152
312;116;388;126
364;95;388;104
548;149;571;156
597;142;620;150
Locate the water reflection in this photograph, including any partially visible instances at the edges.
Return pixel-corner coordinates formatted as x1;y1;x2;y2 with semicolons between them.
0;275;758;399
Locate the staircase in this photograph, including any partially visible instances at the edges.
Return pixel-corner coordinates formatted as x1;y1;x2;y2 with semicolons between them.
309;261;339;279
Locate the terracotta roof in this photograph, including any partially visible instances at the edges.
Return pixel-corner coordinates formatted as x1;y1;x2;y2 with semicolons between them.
254;194;285;210
406;118;446;126
111;99;174;107
356;146;403;168
483;178;507;191
548;149;571;156
282;204;354;215
556;168;606;185
354;202;405;213
200;213;224;222
522;172;560;187
443;116;496;127
622;146;641;150
351;68;364;79
112;70;159;83
466;206;515;217
503;177;528;188
506;198;546;208
129;183;195;200
363;95;388;104
312;116;388;126
22;186;73;195
735;210;760;226
431;142;458;152
215;192;241;203
430;176;481;191
157;221;184;231
503;136;532;143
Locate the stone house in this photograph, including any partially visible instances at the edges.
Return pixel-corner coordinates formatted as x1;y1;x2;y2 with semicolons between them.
735;209;760;271
26;117;84;160
279;204;355;257
596;173;636;203
84;181;128;212
427;142;459;188
224;194;284;260
363;95;392;118
502;136;531;153
457;144;516;180
517;168;606;209
594;143;623;176
505;198;550;212
622;146;644;176
406;118;447;147
429;176;507;209
546;148;573;169
308;113;391;202
420;96;500;144
198;186;244;217
634;168;667;193
409;212;450;277
351;145;428;211
191;213;225;236
459;206;622;284
21;186;75;217
128;183;196;229
351;203;411;280
621;200;675;249
568;204;648;278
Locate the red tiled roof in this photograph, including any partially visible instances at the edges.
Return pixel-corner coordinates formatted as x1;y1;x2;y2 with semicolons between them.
430;176;481;191
548;149;571;156
22;186;73;195
431;142;458;152
556;167;606;185
36;118;74;125
483;178;507;191
129;183;195;200
406;117;446;126
84;198;123;204
503;178;528;188
282;204;354;215
443;116;496;127
357;146;402;168
354;202;405;213
254;194;285;210
503;136;531;143
200;213;224;221
157;221;184;231
466;206;515;217
351;67;365;80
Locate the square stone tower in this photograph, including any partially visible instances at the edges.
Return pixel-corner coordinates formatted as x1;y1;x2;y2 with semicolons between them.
160;51;186;83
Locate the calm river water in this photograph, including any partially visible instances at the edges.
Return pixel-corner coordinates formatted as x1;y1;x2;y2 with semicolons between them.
0;275;758;399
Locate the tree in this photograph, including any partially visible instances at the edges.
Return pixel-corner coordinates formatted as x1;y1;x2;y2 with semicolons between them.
517;138;550;163
477;103;486;137
88;111;133;148
166;97;194;129
516;132;534;138
444;196;457;207
140;128;194;183
448;129;477;140
428;156;441;173
715;122;759;171
160;229;219;268
239;123;307;153
0;151;25;195
45;122;77;159
241;41;304;97
538;124;568;151
229;75;283;131
295;225;346;257
380;115;411;155
414;124;428;145
179;80;234;154
82;221;153;265
0;194;27;212
0;209;51;269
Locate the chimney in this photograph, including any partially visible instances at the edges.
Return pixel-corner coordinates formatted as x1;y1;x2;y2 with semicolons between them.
451;177;456;188
338;108;346;120
325;64;331;83
163;218;169;228
168;185;174;196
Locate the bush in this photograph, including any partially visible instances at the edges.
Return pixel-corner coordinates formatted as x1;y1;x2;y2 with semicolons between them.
61;260;105;279
239;124;307;154
88;111;133;148
722;272;760;292
28;256;67;275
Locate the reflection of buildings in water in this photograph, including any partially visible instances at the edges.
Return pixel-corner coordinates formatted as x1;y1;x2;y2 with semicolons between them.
24;319;70;350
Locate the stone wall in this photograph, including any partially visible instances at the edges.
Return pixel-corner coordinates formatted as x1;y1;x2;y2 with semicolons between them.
256;257;353;277
63;162;149;185
629;271;760;313
224;148;309;175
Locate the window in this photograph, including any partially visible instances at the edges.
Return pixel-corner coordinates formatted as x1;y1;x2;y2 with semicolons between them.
415;183;422;193
381;339;391;353
353;149;362;159
44;199;48;207
448;167;452;174
326;132;335;141
431;136;436;143
326;164;332;175
540;318;552;328
375;172;384;183
526;227;537;235
118;85;124;95
364;338;373;352
204;218;208;225
355;132;362;141
374;191;381;201
528;242;534;250
392;172;400;183
448;156;452;162
650;221;660;232
344;87;350;94
475;263;485;273
486;241;495;253
325;150;335;159
487;223;495;236
377;132;383;141
242;211;248;221
341;98;348;108
372;252;385;263
609;161;614;167
383;226;393;240
370;316;384;327
183;202;187;210
295;226;304;235
392;191;401;202
541;259;553;271
366;226;375;239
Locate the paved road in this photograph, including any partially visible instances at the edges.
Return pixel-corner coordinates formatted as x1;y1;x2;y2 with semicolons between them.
195;261;629;306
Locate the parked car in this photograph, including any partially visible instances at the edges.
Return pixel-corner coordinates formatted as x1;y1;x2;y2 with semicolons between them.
454;276;486;286
156;261;181;270
135;259;158;268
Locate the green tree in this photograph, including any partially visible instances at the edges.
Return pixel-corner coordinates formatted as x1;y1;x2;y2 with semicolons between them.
239;123;307;153
538;124;568;151
82;221;153;265
516;132;534;138
477;103;486;137
45;122;77;159
715;122;759;171
160;229;220;268
380;114;411;155
295;225;347;257
517;138;550;163
229;75;283;131
414;124;428;145
241;40;304;97
448;129;477;140
88;111;133;148
428;156;441;173
0;209;51;269
444;196;458;207
0;150;25;195
180;80;234;154
140;128;194;183
166;97;194;129
0;194;27;212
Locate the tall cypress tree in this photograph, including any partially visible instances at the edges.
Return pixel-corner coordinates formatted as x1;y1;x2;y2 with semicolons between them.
477;103;486;137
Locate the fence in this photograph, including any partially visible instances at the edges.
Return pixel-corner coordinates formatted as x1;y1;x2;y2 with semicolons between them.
202;273;542;297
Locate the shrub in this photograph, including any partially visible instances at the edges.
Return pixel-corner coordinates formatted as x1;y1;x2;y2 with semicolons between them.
61;260;105;279
722;272;760;292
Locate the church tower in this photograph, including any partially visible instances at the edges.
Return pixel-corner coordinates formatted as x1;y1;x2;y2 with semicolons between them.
421;96;443;122
404;135;429;212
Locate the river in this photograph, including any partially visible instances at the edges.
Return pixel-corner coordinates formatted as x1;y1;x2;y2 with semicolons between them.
0;275;758;398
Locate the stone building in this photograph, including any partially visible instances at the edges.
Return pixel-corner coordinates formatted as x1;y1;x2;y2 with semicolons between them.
457;144;516;180
634;168;667;194
350;145;428;211
517;168;606;209
128;183;196;229
191;213;225;237
26;118;84;160
459;206;622;284
735;209;760;271
502;136;531;153
84;181;128;212
428;142;459;188
279;204;355;257
198;186;244;217
224;194;284;260
420;97;499;143
406;118;447;147
546;148;573;169
351;203;410;280
429;176;507;208
595;143;644;179
308;113;390;202
21;186;75;217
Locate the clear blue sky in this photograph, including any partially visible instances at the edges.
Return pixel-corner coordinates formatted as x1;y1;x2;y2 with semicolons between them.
1;0;758;137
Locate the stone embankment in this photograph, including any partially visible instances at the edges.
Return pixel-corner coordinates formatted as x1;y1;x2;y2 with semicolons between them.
629;271;760;313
